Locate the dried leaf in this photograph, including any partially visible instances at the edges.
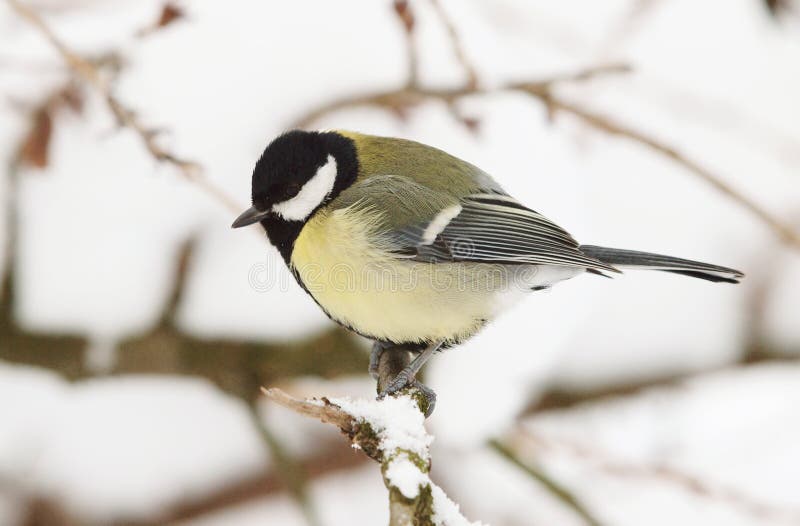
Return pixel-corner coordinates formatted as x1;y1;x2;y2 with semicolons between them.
393;0;415;33
155;3;184;28
18;108;52;168
138;2;185;36
17;85;84;169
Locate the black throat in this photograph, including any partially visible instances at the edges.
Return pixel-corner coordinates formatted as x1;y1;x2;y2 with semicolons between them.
259;131;359;265
259;216;305;264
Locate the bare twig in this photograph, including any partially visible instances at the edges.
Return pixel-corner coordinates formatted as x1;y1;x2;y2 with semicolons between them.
292;66;800;249
528;92;800;248
393;0;419;89
290;4;800;251
526;350;800;415
247;401;320;526
489;439;605;526
428;0;478;90
7;0;242;213
509;428;800;525
292;63;629;127
740;215;800;363
593;0;664;59
262;388;358;435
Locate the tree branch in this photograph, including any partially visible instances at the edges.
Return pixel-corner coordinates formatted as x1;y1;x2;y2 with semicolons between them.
291;64;629;127
262;386;483;526
292;65;800;249
506;427;800;524
428;0;478;90
393;0;419;89
7;0;243;213
529;92;800;247
289;4;800;251
488;439;605;526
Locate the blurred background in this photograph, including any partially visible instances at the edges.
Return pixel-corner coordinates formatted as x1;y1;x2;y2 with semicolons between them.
1;0;799;524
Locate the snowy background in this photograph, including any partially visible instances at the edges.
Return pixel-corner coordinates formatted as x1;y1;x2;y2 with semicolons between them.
1;0;799;524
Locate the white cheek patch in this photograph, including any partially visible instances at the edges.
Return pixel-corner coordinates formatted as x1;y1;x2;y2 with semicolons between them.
272;155;338;221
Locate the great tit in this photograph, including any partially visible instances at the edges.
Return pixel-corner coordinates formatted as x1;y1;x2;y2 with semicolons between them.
232;130;743;413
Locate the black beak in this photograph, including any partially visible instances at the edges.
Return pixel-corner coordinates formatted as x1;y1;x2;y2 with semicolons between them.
231;206;270;228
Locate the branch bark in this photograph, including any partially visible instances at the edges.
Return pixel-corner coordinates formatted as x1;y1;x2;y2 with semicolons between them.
262;386;482;526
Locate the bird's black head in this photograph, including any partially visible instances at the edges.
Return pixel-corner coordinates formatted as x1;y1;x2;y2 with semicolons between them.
231;130;358;229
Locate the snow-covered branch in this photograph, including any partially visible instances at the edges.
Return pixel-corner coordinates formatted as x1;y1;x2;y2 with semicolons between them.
262;387;485;526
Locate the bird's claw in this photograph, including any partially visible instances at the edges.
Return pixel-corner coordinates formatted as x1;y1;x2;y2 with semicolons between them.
378;373;437;417
378;370;413;398
372;340;441;417
411;380;436;417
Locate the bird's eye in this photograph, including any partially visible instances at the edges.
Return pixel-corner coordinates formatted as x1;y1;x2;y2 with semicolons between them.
285;183;301;198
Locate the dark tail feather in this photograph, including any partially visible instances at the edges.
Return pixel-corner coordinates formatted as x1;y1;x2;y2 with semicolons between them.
579;245;744;284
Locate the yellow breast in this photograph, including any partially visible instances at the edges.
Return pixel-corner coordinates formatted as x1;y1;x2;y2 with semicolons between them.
290;206;500;343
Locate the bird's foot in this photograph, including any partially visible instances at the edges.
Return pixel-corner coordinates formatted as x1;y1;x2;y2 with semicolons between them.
378;367;415;398
410;380;436;417
373;340;442;417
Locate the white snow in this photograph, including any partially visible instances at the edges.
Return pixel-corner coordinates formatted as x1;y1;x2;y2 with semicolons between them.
332;393;486;524
331;395;433;458
430;483;487;526
384;456;428;499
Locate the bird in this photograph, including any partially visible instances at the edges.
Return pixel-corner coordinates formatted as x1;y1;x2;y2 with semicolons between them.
232;130;743;415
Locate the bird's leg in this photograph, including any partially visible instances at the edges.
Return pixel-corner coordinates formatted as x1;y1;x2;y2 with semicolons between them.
374;342;412;390
369;340;391;380
378;341;442;417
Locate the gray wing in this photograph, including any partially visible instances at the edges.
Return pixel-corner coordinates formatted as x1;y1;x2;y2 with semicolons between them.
332;175;617;272
398;193;618;272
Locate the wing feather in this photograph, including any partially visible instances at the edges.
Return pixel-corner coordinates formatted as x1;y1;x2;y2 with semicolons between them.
406;193;617;272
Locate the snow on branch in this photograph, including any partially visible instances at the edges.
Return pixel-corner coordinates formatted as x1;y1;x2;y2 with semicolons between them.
262;387;485;526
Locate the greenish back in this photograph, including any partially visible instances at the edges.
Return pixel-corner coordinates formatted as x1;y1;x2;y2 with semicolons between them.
336;131;503;197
